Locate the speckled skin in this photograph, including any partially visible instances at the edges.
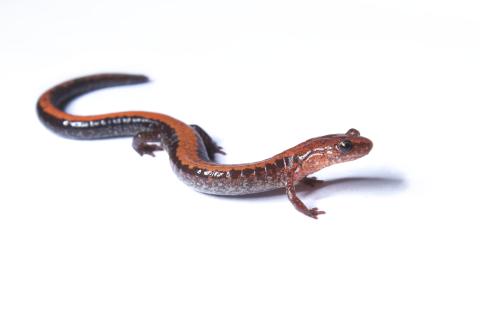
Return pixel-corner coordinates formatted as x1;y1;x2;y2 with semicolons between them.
37;73;373;218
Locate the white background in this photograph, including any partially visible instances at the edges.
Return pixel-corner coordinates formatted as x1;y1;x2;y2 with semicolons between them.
1;0;479;319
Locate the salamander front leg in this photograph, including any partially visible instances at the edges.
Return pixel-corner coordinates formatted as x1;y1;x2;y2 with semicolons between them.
286;171;325;219
132;131;164;157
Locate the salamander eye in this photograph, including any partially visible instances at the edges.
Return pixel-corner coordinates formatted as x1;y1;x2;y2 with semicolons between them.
337;140;353;153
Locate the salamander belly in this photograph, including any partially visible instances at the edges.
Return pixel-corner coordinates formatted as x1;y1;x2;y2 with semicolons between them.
172;164;288;195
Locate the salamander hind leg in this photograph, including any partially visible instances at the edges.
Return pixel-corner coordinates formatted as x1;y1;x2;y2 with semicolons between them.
190;124;226;160
132;131;164;157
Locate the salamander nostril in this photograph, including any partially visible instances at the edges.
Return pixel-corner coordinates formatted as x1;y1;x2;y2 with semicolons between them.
337;140;353;153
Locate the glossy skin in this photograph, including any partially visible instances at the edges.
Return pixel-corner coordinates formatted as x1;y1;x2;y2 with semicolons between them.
37;73;373;218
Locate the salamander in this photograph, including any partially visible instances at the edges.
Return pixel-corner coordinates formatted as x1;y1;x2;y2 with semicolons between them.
37;73;373;219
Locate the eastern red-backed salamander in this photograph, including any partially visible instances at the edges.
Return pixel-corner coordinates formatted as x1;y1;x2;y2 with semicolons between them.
37;73;373;219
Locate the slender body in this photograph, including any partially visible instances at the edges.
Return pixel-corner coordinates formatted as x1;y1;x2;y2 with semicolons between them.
37;73;373;218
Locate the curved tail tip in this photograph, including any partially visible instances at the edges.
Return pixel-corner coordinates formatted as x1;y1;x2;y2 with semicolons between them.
125;73;150;84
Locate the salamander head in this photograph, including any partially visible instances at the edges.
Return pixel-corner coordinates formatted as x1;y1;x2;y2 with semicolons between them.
298;128;373;176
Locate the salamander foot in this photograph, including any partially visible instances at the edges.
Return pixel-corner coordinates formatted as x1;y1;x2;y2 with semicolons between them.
191;124;226;160
132;131;164;157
